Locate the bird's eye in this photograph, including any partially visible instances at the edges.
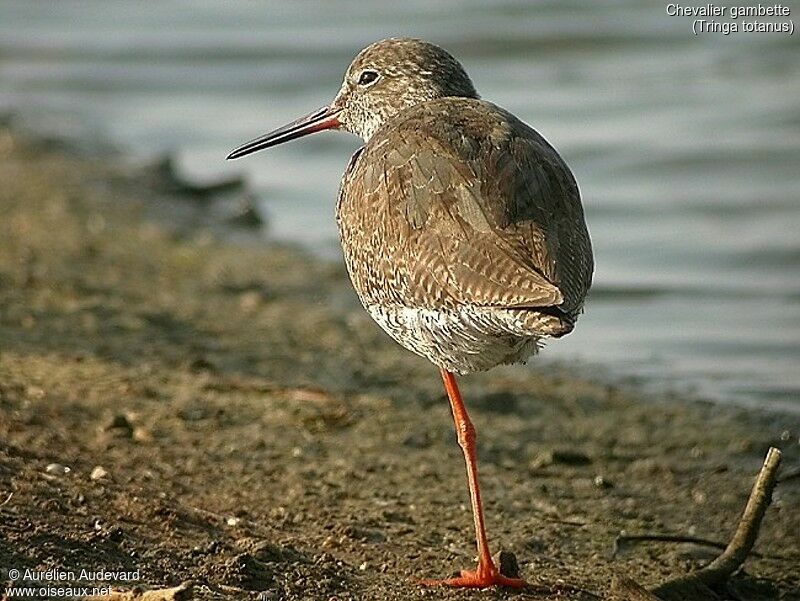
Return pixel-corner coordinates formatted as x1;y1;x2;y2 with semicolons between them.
357;69;380;86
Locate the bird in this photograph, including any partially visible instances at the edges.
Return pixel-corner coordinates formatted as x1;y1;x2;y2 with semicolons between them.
227;37;593;589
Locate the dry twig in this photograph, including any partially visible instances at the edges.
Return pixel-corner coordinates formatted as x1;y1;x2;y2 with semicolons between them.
611;447;783;601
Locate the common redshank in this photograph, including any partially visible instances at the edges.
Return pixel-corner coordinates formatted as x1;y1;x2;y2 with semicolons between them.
228;38;593;589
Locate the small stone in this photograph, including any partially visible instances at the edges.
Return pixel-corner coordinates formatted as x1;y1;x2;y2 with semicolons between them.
106;525;124;542
593;475;613;488
530;449;591;469
358;561;368;571
132;426;153;443
495;550;520;579
551;449;591;465
90;466;108;480
226;516;241;527
45;463;71;476
104;414;134;437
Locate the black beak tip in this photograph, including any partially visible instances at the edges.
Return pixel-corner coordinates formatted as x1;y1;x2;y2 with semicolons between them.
225;106;337;162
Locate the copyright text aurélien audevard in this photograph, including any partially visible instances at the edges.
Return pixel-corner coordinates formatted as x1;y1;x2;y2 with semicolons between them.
4;567;141;599
666;3;794;35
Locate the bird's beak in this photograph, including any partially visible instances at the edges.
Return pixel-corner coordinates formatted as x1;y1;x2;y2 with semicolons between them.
226;105;341;160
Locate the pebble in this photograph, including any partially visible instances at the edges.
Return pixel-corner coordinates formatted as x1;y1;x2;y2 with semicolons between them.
530;448;591;469
593;475;613;488
45;463;70;476
90;466;108;480
132;426;153;443
104;413;134;437
496;550;520;578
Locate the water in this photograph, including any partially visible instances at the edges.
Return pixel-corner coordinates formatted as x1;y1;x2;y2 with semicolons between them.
2;1;799;411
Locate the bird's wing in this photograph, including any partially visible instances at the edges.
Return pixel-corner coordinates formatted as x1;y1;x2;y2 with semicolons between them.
495;124;594;314
354;100;591;313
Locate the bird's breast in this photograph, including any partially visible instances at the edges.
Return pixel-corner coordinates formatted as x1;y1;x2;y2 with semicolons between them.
336;154;410;308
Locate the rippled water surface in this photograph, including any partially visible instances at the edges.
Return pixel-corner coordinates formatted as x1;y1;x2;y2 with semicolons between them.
2;1;799;411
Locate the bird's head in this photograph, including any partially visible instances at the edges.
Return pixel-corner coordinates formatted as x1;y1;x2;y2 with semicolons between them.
227;38;477;159
331;38;478;141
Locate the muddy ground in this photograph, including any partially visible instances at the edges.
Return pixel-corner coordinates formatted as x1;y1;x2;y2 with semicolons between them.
0;128;798;600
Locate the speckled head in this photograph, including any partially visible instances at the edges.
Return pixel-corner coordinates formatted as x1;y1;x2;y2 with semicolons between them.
227;38;478;159
332;38;479;141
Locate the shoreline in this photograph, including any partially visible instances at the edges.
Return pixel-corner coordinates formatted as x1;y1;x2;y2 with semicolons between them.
1;127;798;600
7;113;793;416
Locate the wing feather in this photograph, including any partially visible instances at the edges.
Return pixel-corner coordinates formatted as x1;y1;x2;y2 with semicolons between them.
337;98;593;315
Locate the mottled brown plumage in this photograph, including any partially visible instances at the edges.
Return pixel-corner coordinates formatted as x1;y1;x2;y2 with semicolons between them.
337;97;591;361
228;37;593;589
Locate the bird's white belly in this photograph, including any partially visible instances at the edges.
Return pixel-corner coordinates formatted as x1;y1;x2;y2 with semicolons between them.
365;304;541;374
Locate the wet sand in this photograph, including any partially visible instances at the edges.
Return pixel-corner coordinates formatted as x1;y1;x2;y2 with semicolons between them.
0;128;798;600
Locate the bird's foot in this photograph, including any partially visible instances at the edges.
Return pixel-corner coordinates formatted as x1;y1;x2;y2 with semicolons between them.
420;564;526;589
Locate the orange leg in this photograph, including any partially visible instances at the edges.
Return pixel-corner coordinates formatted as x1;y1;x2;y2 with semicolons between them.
420;368;526;588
